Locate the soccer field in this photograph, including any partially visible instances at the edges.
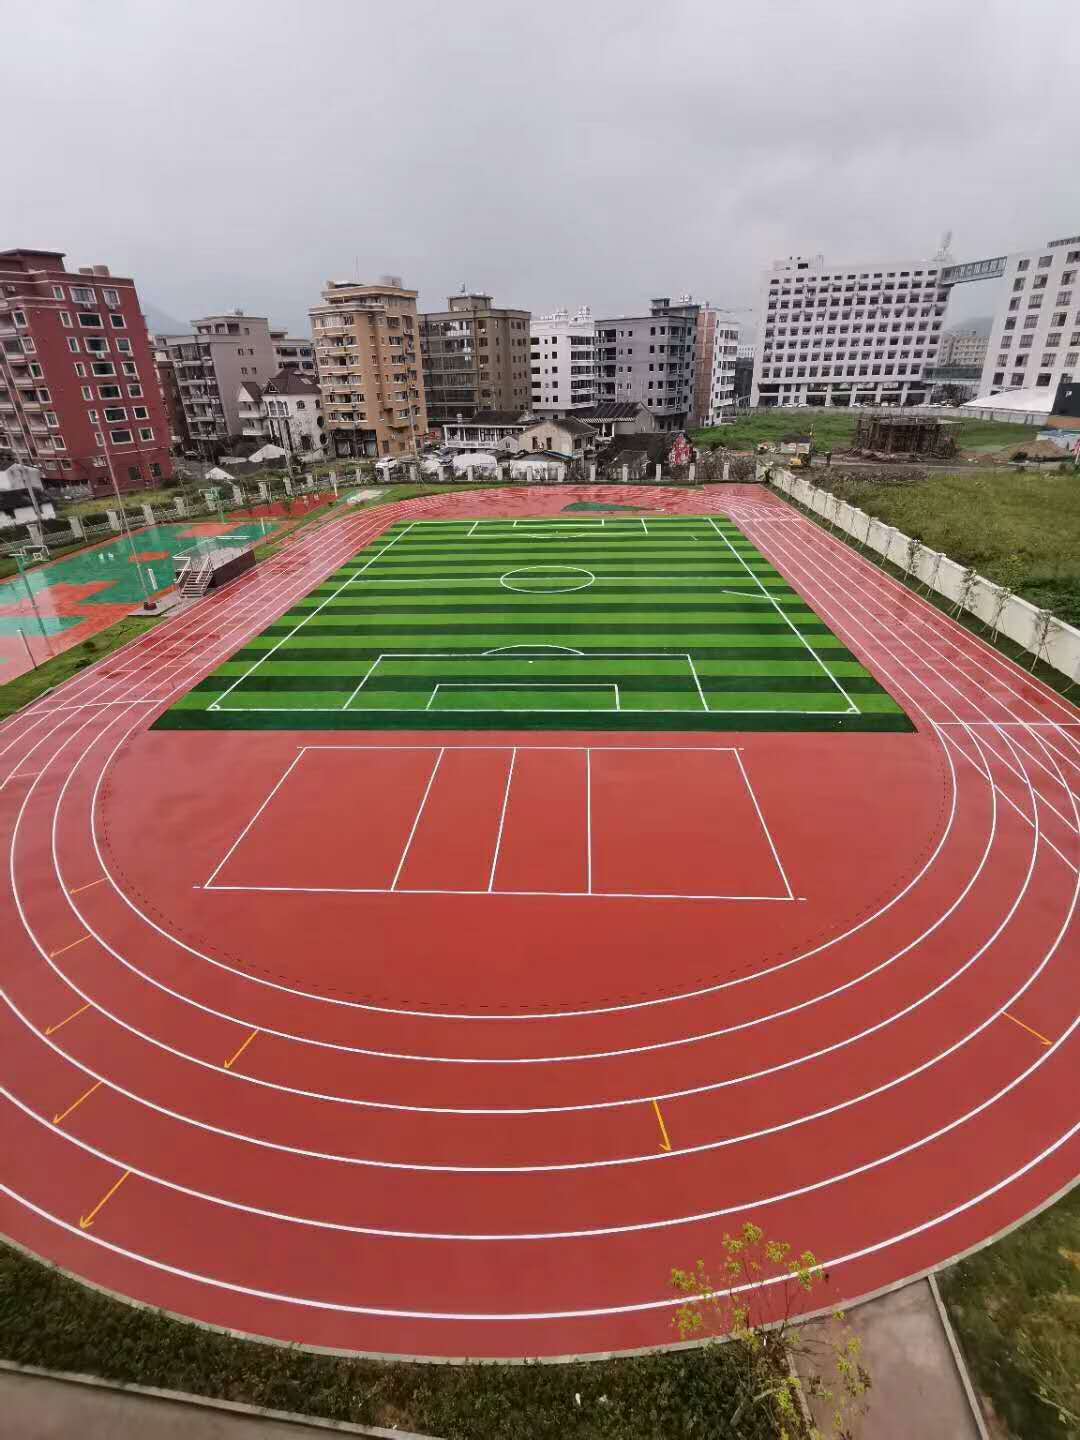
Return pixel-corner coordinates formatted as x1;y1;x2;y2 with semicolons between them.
156;515;912;731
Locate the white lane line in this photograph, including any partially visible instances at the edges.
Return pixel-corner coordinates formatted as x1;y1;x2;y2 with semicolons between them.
487;749;516;893
733;749;793;900
585;748;593;895
204;753;307;889
390;750;444;891
3;1112;1079;1313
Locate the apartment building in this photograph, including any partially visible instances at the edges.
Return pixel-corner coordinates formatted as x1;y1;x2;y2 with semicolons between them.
690;305;740;427
310;275;426;459
420;292;530;425
752;256;949;407
981;235;1080;398
529;307;596;413
705;320;740;425
271;328;317;376
938;326;989;369
153;341;192;452
161;312;277;456
595;297;698;429
0;247;173;490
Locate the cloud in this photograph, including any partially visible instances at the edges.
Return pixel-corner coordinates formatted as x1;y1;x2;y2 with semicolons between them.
9;0;1079;335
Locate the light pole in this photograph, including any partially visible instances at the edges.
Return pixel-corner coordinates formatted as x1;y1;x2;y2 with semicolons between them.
14;550;52;657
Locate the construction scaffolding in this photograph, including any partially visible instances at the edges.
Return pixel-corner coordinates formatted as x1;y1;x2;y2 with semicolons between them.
852;414;958;459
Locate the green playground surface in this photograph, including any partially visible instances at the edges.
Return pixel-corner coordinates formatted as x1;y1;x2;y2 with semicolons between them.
155;516;913;732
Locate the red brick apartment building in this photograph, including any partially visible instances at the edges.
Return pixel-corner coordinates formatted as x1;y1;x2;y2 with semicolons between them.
0;248;173;492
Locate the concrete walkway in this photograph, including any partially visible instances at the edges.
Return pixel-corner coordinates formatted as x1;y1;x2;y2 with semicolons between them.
0;1366;434;1440
796;1278;985;1439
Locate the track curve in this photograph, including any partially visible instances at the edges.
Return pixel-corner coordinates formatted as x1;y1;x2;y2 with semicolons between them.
2;483;1077;1359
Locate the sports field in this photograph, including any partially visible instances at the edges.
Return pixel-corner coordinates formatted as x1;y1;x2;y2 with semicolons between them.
156;515;909;731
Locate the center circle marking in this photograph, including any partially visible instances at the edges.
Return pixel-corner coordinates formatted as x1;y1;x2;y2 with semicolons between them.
500;566;596;594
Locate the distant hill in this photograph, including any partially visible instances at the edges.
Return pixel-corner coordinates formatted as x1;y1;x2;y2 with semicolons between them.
142;301;187;337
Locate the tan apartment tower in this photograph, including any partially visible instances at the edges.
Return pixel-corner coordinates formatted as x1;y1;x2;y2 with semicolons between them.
309;275;426;459
420;291;531;426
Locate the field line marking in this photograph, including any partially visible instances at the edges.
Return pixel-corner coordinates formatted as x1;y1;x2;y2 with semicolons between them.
685;652;709;712
212;520;416;707
733;749;794;899
487;748;516;892
706;516;858;713
586;748;593;895
390;749;444;891
204;752;306;888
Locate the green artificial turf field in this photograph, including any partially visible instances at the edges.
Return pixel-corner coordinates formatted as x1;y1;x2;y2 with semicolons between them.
155;516;912;732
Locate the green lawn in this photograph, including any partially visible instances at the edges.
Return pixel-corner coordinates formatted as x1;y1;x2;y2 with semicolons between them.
692;408;1036;456
812;467;1080;625
156;515;909;734
939;1185;1080;1440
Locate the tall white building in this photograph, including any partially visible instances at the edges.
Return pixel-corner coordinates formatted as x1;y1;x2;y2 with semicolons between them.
981;235;1080;398
752;255;949;408
706;321;740;424
530;307;596;413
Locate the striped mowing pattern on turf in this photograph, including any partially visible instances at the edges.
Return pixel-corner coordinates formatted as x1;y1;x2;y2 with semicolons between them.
155;516;912;732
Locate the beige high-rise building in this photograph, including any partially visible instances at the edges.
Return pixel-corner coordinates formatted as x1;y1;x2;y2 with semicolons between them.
309;275;426;459
419;292;531;425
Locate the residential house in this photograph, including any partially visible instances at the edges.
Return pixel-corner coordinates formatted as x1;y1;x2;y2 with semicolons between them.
441;410;529;452
420;292;531;424
260;370;324;454
517;415;596;460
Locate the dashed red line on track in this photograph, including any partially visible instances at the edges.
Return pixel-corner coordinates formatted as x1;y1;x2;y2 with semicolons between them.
1;483;1077;1360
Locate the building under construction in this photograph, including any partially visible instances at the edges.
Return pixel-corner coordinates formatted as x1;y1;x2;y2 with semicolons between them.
852;413;958;459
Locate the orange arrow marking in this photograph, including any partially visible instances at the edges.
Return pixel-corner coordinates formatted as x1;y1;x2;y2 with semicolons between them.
45;1002;90;1036
70;878;106;896
1003;1012;1052;1047
652;1099;673;1152
79;1170;131;1230
49;934;91;959
54;1079;103;1126
223;1028;259;1070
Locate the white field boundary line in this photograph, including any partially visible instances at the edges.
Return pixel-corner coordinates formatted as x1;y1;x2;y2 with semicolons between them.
781;515;1080;808
201;743;792;902
761;504;1080;771
754;517;1080;850
706;515;858;714
209;648;851;719
752;521;1080;876
425;683;621;713
211;521;418;709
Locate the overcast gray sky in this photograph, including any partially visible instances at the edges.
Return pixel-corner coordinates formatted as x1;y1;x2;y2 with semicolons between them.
10;0;1079;336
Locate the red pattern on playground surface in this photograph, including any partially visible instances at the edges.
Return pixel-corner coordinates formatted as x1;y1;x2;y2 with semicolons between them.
0;484;1076;1361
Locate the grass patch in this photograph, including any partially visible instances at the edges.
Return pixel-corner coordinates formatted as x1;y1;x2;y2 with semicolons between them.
938;1185;1080;1440
0;615;164;720
692;408;1035;457
0;1242;789;1440
810;467;1080;625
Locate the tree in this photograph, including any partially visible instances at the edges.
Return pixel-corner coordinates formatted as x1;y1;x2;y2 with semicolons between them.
672;1222;871;1438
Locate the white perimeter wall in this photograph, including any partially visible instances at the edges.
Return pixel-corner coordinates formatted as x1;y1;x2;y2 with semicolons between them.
769;467;1080;684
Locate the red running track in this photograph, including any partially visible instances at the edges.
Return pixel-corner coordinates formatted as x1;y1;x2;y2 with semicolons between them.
1;484;1077;1360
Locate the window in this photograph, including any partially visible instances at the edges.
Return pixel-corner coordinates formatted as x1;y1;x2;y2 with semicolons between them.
84;337;109;354
1036;373;1052;387
1067;352;1079;367
115;338;132;353
44;410;59;428
77;312;103;328
103;288;120;307
110;428;133;444
52;435;66;450
91;362;116;376
22;337;35;352
1038;255;1052;267
99;384;121;398
28;363;43;378
74;362;87;377
121;361;137;376
59;310;72;327
70;286;95;303
109;313;126;329
132;406;149;420
127;383;143;398
67;337;80;353
52;285;64;300
81;386;93;400
103;407;126;422
138;427;154;442
150;462;162;479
